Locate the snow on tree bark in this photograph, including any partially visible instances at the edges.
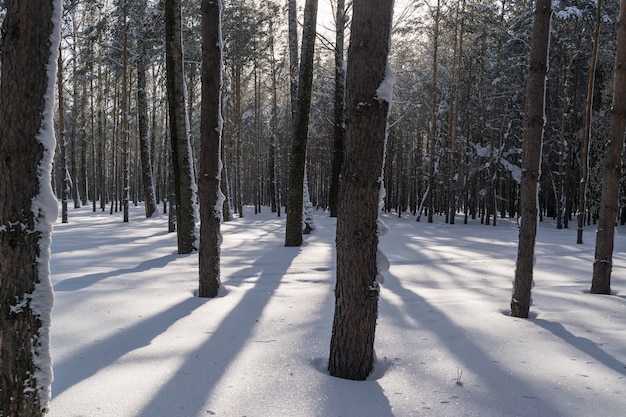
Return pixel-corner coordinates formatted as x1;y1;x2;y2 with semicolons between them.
0;0;61;414
285;0;319;247
511;0;552;319
199;0;224;298
328;0;394;380
165;0;199;253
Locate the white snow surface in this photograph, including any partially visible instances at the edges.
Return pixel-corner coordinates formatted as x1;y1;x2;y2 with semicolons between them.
48;204;626;417
375;63;396;106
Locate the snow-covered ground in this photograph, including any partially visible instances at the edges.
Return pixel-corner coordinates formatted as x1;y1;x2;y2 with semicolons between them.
48;204;626;417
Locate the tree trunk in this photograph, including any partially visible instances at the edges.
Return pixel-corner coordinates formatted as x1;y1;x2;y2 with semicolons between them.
591;0;626;295
511;0;551;319
165;0;198;253
199;0;223;298
233;65;244;218
137;55;159;218
0;0;60;414
285;0;319;247
427;0;440;224
329;0;346;218
121;3;130;223
288;0;299;125
577;0;602;244
556;47;576;230
57;46;70;224
328;0;393;380
265;2;282;217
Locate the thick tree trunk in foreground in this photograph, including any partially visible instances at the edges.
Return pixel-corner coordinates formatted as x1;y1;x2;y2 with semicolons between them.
591;0;626;295
285;0;319;247
165;0;198;253
199;0;224;298
0;0;60;414
329;0;394;380
511;0;551;318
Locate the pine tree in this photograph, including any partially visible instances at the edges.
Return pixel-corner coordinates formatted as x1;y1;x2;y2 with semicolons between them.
0;0;61;414
199;0;224;298
591;0;626;295
511;0;552;319
328;0;394;380
165;0;199;253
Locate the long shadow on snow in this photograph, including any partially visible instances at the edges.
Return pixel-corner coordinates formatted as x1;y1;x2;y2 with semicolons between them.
381;272;568;417
134;244;300;417
531;318;626;376
52;296;207;397
53;253;179;292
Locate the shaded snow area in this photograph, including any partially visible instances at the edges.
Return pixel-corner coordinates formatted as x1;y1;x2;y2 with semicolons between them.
48;205;626;417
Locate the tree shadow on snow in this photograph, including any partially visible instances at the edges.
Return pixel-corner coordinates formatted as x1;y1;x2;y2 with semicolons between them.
52;253;179;292
531;318;626;377
52;296;207;397
380;272;570;417
134;244;300;417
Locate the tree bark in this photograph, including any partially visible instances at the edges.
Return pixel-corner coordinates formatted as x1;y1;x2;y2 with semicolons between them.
267;4;282;216
577;0;602;244
137;55;159;218
57;46;70;224
285;0;319;247
288;0;299;125
0;0;60;414
199;0;224;298
328;0;394;380
591;0;626;295
511;0;551;319
427;0;440;224
136;0;159;218
121;3;130;223
329;0;346;218
165;0;198;253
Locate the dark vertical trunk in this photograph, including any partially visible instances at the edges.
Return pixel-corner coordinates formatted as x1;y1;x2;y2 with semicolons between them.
165;0;198;253
57;47;70;224
577;0;602;244
285;0;319;247
267;5;281;216
80;82;89;207
121;4;130;223
254;64;262;214
328;0;393;380
591;0;626;295
556;47;576;230
0;0;59;414
233;66;244;218
199;0;223;298
329;0;346;218
288;0;299;125
90;73;97;212
137;56;158;218
427;0;440;224
511;0;552;319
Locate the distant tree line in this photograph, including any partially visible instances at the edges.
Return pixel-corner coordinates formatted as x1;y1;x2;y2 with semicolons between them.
0;0;613;235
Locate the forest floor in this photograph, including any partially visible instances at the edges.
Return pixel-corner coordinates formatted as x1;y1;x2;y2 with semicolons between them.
47;204;626;416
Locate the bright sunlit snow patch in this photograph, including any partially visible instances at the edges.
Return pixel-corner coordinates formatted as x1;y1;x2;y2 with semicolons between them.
375;63;396;106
